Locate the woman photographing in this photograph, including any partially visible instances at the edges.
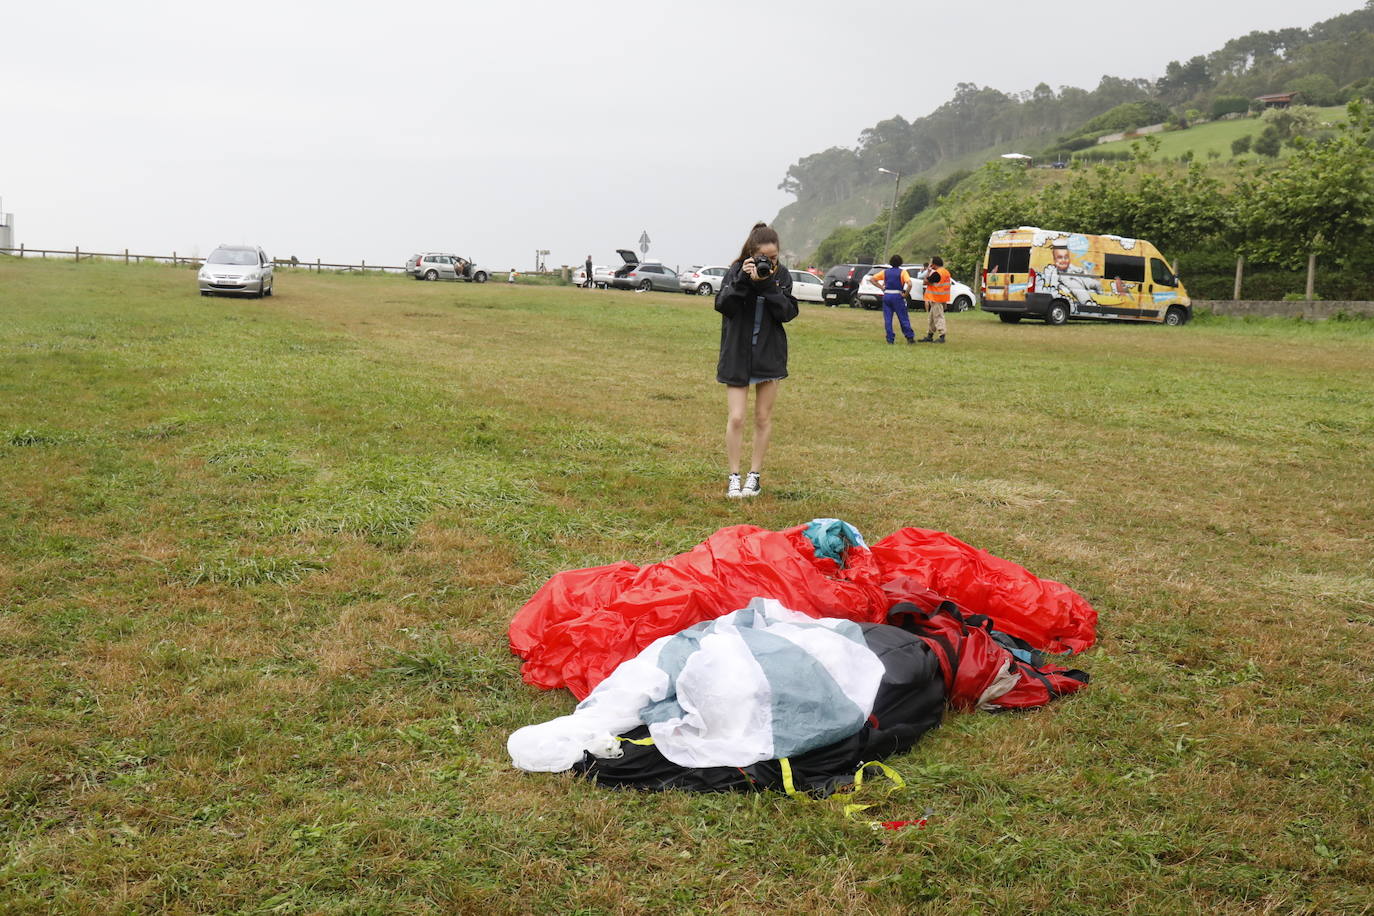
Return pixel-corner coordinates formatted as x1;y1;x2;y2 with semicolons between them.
714;222;798;499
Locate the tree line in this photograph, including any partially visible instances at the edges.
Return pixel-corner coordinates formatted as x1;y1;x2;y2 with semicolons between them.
781;2;1374;214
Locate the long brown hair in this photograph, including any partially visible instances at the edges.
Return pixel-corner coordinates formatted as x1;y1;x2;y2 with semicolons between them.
734;222;780;264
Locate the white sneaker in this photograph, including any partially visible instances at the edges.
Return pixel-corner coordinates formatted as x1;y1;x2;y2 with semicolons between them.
726;473;743;499
741;471;761;498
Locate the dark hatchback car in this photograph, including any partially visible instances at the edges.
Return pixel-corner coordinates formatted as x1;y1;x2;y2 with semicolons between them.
821;262;877;307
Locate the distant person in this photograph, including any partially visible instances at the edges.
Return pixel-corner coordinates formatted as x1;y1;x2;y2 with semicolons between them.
872;255;914;344
715;222;798;499
584;254;594;288
508;268;518;284
917;256;951;343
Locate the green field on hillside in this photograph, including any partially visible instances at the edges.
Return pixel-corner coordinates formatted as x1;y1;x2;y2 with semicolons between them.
1089;106;1347;159
3;258;1373;914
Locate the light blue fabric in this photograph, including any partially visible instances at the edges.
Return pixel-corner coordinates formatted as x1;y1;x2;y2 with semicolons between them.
802;518;867;567
639;600;872;759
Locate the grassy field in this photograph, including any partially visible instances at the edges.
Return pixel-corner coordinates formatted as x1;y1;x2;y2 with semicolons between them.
1090;106;1347;159
2;258;1372;914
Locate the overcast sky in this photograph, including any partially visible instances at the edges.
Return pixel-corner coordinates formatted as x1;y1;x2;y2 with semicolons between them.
3;0;1361;271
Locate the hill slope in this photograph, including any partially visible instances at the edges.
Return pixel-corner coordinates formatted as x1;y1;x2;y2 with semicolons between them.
778;3;1374;264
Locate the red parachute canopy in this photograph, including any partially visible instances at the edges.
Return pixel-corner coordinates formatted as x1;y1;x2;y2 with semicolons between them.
509;524;1096;700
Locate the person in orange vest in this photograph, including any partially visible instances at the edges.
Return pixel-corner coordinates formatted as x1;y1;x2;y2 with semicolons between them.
918;256;951;343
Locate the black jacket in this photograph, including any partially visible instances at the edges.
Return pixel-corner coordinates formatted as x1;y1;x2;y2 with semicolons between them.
714;262;798;385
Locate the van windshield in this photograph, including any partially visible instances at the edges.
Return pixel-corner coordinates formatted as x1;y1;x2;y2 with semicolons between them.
986;247;1030;273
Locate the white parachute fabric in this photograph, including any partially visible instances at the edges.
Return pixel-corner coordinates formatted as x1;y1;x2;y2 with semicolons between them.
507;598;886;772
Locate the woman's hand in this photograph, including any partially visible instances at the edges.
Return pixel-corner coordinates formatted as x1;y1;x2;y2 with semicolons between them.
741;258;759;281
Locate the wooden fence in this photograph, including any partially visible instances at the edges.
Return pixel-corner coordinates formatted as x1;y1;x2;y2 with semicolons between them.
0;245;406;273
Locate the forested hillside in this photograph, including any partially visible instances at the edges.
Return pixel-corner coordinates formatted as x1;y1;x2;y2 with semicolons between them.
777;2;1374;264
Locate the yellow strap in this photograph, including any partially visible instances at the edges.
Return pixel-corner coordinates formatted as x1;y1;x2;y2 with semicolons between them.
779;758;809;802
780;758;905;817
615;735;655;746
840;761;907;820
852;760;906;793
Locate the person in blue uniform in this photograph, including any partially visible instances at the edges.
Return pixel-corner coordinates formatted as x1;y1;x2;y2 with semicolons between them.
872;255;914;344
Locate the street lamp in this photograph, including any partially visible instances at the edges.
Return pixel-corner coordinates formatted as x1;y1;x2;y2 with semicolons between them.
878;167;901;262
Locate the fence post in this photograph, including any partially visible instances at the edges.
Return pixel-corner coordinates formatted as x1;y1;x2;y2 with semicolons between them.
361;259;366;271
316;258;320;273
173;251;178;266
75;245;80;262
1233;255;1244;300
1305;252;1317;303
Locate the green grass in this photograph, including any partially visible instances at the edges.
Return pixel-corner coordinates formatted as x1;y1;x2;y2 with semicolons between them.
1090;106;1348;159
2;257;1373;914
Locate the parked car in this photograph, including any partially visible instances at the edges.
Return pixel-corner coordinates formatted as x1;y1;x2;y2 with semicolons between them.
591;264;617;288
199;245;274;298
410;252;488;283
614;262;679;292
788;269;825;303
608;248;679;291
820;262;877;306
855;266;976;311
679;265;729;295
574;265;610;287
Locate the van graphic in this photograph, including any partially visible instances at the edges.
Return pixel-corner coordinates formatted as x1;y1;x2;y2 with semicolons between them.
980;227;1192;326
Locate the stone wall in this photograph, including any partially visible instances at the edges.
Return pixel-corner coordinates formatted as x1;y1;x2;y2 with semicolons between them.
1196;299;1374;320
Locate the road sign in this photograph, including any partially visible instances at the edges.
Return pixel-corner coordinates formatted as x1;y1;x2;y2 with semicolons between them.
638;231;651;255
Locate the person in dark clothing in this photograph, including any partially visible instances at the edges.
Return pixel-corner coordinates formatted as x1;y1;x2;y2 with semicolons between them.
584;254;593;288
714;222;798;499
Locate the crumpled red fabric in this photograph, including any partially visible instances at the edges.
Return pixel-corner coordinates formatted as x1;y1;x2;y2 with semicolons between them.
872;528;1097;656
509;523;1097;700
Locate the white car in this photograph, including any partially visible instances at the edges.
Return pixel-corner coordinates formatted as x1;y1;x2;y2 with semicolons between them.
788;269;825;303
679;265;730;296
573;265;609;287
199;245;274;298
856;266;975;311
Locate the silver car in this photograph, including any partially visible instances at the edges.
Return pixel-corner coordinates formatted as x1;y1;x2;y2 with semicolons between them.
615;262;679;292
679;265;729;295
410;252;488;283
199;245;274;298
608;249;679;291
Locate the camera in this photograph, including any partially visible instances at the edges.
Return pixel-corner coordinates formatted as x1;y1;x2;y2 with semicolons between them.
752;255;774;279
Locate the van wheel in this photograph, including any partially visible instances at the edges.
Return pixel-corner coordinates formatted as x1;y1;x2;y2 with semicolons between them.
424;269;439;281
473;271;488;283
998;314;1022;323
1045;300;1070;325
953;295;972;312
1165;306;1187;326
697;283;714;295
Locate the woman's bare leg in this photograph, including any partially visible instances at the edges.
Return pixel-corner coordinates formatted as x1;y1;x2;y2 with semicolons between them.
725;385;749;474
749;380;780;473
